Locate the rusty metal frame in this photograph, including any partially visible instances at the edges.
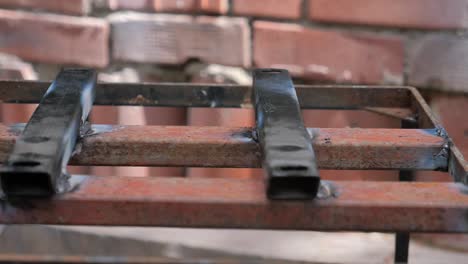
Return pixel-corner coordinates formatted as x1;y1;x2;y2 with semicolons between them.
1;176;467;232
0;81;412;108
0;78;466;263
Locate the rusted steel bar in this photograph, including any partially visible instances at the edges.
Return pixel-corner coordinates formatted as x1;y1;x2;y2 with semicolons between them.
0;69;96;197
253;69;319;199
1;176;468;232
449;146;468;184
364;107;416;123
408;87;468;186
0;125;447;170
0;80;411;109
408;87;440;129
394;119;417;264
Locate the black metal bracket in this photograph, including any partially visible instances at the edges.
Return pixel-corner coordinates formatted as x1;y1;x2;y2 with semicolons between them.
252;69;320;200
0;69;97;197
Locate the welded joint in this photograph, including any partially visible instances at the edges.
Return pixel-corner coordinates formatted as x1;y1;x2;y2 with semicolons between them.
433;148;450;172
193;86;226;107
402;116;418;125
435;125;449;139
316;181;339;200
424;126;451;172
438;123;468;185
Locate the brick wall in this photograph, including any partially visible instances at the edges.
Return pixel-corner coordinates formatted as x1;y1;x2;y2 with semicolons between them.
0;0;466;89
0;0;467;178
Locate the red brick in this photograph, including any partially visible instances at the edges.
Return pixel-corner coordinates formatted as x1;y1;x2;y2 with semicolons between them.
104;0;227;13
0;10;109;67
254;21;403;84
309;0;468;29
408;35;468;93
0;0;89;15
153;0;198;12
111;13;250;67
233;0;302;19
0;53;38;127
199;0;228;14
0;53;37;80
156;0;227;13
1;103;36;124
429;94;468;158
103;0;150;11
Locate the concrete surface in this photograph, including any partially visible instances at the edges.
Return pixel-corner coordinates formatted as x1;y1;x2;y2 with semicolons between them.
50;226;468;264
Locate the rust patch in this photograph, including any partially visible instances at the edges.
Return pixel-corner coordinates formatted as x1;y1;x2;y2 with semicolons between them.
128;94;153;105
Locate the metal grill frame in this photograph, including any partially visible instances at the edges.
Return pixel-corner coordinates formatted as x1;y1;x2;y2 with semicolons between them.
0;74;467;263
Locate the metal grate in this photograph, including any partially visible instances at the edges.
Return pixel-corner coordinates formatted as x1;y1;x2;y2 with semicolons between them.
0;69;467;263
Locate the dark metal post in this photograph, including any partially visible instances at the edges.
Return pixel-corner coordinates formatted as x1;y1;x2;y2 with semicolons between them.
395;119;417;263
0;69;96;197
395;232;410;264
252;69;320;199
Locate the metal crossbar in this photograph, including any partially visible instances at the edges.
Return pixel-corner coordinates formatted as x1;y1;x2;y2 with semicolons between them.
0;69;466;263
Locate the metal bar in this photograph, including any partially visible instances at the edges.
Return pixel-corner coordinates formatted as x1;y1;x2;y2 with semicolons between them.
1;176;468;232
449;146;468;184
0;69;96;197
364;107;416;123
0;81;412;109
252;69;319;199
408;87;468;188
0;125;447;170
408;87;441;129
394;233;410;264
394;119;417;264
395;172;412;263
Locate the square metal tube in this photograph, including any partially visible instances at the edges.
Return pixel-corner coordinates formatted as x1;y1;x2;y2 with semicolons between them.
0;69;96;197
